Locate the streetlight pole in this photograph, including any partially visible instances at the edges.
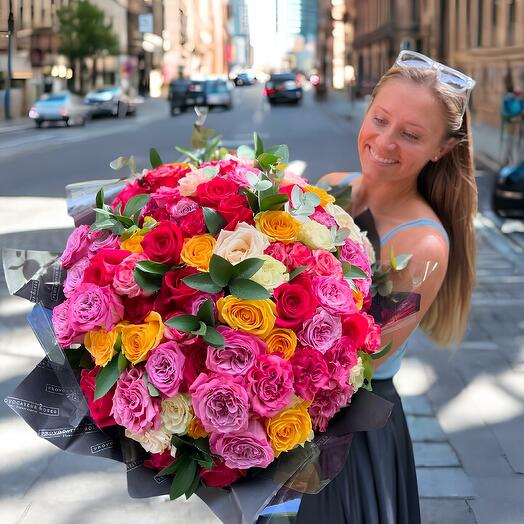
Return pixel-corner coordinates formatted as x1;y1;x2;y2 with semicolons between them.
4;0;14;120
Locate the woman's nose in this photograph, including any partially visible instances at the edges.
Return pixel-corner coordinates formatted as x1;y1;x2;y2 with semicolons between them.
376;130;397;151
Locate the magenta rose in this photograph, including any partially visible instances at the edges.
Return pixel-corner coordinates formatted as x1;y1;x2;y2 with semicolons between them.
63;257;89;298
361;312;381;354
68;282;124;333
61;225;90;269
166;197;200;220
310;206;337;228
291;348;329;401
311;276;357;315
298;308;342;354
144;449;174;471
79;367;116;428
341;313;370;350
245;354;294;417
210;419;275;470
145;341;186;398
111;179;149;211
273;275;318;330
308;381;353;432
111;367;162;434
206;326;266;376
264;241;289;265
324;336;358;387
286;242;315;271
190;373;250;433
52;300;82;347
311;250;343;278
339;238;372;296
88;230;120;258
195;177;239;208
200;459;245;487
113;253;150;298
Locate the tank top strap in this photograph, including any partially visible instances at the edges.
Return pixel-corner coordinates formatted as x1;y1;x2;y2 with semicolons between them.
339;172;362;185
380;218;449;246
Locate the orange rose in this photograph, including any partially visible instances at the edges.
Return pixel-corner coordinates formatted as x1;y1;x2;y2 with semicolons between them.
265;327;297;359
187;416;209;439
120;311;164;364
84;327;118;367
180;234;216;271
254;211;301;244
120;231;144;253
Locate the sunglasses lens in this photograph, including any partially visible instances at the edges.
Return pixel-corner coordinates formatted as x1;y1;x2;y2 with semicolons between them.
398;52;432;68
440;69;469;91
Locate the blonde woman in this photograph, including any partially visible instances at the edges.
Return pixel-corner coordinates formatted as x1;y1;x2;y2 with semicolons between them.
297;51;477;523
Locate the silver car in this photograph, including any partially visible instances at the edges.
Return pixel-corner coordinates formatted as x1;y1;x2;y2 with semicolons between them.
205;79;233;110
83;86;137;118
29;92;90;128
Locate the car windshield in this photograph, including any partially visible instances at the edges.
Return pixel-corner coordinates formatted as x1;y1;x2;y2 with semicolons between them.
270;75;296;84
41;94;67;102
206;81;228;93
95;87;119;94
188;82;206;92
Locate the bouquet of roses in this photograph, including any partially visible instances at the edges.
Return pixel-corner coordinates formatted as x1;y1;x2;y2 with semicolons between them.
3;125;395;522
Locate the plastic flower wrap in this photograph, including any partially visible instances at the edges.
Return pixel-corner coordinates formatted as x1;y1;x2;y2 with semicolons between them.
3;126;399;523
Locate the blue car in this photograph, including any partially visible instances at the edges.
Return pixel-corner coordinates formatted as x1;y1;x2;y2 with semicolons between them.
29;91;90;128
493;161;524;218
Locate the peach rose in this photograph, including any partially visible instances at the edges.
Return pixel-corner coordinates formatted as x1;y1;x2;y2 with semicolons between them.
213;222;270;265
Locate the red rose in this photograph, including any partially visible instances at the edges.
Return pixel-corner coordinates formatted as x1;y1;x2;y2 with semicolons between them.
195;177;239;208
111;180;148;211
361;313;381;354
142;221;183;266
341;312;369;350
286;243;314;271
83;249;131;286
122;294;155;323
79;367;116;428
200;159;238;178
149;207;171;223
144;449;174;471
141;164;190;192
178;208;206;238
154;266;199;316
218;194;255;231
291;347;329;401
181;340;208;389
199;459;245;487
274;275;318;330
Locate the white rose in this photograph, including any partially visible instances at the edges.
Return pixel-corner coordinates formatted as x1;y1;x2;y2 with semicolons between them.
213;222;270;265
361;233;376;265
349;356;365;391
125;427;171;454
297;219;335;251
250;255;289;291
325;203;363;243
178;168;214;196
161;393;193;435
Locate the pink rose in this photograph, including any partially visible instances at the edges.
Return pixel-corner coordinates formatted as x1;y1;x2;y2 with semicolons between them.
229;164;261;188
52;301;81;347
308;381;353;432
190;373;249;433
63;257;89;298
310;206;337;228
166;197;199;220
113;253;150;298
61;225;90;269
324;336;358;387
298;308;342;354
210;419;274;470
361;312;381;354
68;283;124;333
264;241;289;265
145;341;186;398
88;230;120;258
311;276;357;315
111;367;162;434
206;326;266;376
245;354;294;417
291;348;329;401
339;238;372;297
311;250;343;278
286;243;315;271
184;292;221;317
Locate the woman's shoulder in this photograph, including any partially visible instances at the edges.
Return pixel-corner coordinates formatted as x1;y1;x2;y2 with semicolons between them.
317;171;361;187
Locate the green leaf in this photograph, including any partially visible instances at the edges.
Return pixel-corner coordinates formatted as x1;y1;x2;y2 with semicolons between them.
89;219;116;233
117;351;129;372
169;456;198;500
203;207;227;236
175;146;201;165
329;184;353;211
257;153;279;170
94;354;121;400
182;272;222;294
208;254;234;287
149;147;163;168
233;257;265;279
389;246;397;270
203;135;223;162
123;194;151;220
147;382;160;396
191;321;208;336
165;314;201;333
96;188;105;209
229;278;271;300
113;214;135;228
289;265;308;280
343;263;369;280
259;193;288;211
193;438;212;456
203;326;225;348
157;454;184;477
254;132;264;157
241;188;259;213
185;465;201;499
133;268;163;292
371;341;393;360
95;207;115;219
360;352;374;391
195;457;215;469
135;260;170;275
237;145;255;160
394;254;413;271
197;299;215;327
266;144;289;164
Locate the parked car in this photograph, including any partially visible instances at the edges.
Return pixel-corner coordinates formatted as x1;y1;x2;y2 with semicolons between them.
205;79;233;109
28;92;90;127
234;70;256;86
493;161;524;218
168;79;191;115
83;86;136;117
264;73;303;105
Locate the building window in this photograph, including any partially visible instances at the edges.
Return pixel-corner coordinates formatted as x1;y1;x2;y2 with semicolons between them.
477;0;483;47
508;0;515;46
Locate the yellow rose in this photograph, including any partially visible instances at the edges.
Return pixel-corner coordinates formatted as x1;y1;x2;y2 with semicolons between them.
304;185;336;207
187;416;209;439
250;255;289;291
120;231;144;253
120;311;164;364
265;327;297;360
266;401;313;457
180;234;216;271
352;288;364;311
217;295;276;339
84;327;118;367
297;219;335;251
255;211;301;244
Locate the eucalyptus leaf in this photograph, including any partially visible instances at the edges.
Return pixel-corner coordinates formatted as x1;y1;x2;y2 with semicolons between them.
147;382;160;396
266;144;289;164
256;180;273;191
203;207;226;236
175;146;201;165
203;326;225;348
303;192;320;207
182;272;223;294
229;278;271;300
290;185;303;208
165;314;200;333
209;254;234;287
149;148;163;168
233;257;265;279
394;254;413;271
94;354;120;400
237;145;255;160
343;263;369;280
109;156;128;170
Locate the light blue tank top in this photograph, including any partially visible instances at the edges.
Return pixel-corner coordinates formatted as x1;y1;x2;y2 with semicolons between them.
338;172;449;379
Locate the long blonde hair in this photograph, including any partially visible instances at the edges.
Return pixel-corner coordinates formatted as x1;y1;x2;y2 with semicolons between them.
371;66;477;346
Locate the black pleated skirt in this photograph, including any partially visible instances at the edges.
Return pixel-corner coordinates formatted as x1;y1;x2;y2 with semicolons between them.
295;379;421;524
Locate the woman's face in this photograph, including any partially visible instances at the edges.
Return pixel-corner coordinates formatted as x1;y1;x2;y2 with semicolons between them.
358;79;449;182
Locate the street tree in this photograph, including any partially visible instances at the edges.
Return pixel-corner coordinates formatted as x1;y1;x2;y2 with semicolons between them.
57;0;120;93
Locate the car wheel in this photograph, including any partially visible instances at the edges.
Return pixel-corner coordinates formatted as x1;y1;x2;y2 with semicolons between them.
35;120;42;128
117;102;127;118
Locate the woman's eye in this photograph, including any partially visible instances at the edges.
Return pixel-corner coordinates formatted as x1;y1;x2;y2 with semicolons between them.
373;117;386;125
403;132;419;141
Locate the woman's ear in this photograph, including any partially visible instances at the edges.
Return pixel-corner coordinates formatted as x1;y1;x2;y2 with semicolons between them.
435;137;460;160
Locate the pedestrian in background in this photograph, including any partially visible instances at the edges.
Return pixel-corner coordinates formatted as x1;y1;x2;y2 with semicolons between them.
500;68;524;165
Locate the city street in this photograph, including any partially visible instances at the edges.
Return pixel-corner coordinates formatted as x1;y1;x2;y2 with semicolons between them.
1;85;524;523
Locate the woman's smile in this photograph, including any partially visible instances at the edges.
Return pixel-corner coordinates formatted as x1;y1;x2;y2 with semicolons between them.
366;145;399;165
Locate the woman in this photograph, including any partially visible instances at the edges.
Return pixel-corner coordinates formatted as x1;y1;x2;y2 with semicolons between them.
296;51;478;523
